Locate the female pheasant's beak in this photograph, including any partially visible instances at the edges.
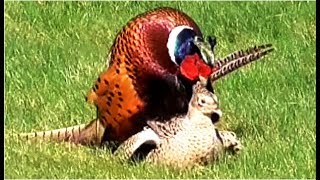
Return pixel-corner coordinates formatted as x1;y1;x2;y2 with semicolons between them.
211;109;222;124
179;36;216;82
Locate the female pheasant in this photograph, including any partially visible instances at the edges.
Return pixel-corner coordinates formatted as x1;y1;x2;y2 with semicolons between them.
84;7;216;143
114;78;242;169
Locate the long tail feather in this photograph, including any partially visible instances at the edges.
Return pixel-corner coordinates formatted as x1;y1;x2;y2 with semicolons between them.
213;44;273;68
17;119;106;146
18;124;87;142
210;44;274;83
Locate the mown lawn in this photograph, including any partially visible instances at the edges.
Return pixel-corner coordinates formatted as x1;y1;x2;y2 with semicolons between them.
4;1;316;179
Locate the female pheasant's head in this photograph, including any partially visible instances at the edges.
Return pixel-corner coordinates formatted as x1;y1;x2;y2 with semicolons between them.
167;26;214;82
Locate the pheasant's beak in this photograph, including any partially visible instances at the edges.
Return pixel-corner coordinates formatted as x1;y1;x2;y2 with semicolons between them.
193;36;216;66
211;109;222;124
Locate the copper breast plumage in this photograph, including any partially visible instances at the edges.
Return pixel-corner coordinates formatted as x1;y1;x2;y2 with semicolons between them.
86;7;203;142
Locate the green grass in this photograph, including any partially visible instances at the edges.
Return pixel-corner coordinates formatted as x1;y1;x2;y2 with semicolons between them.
4;1;316;179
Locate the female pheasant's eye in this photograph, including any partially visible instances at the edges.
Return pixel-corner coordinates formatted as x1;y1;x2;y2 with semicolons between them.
200;99;206;104
197;98;206;107
167;26;199;65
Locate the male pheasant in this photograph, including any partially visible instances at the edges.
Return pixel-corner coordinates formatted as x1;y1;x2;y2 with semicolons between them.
84;7;216;143
83;6;274;144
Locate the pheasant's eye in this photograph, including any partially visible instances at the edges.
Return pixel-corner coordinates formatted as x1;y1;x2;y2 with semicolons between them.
198;97;206;107
167;26;199;65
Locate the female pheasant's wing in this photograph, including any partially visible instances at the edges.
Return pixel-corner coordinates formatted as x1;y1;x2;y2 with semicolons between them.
115;127;160;161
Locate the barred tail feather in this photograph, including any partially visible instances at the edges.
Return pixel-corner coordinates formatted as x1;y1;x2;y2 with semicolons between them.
18;124;87;142
211;44;274;83
17;119;106;146
213;44;273;68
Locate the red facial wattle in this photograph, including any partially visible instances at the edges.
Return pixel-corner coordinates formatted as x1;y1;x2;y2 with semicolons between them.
179;54;213;82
